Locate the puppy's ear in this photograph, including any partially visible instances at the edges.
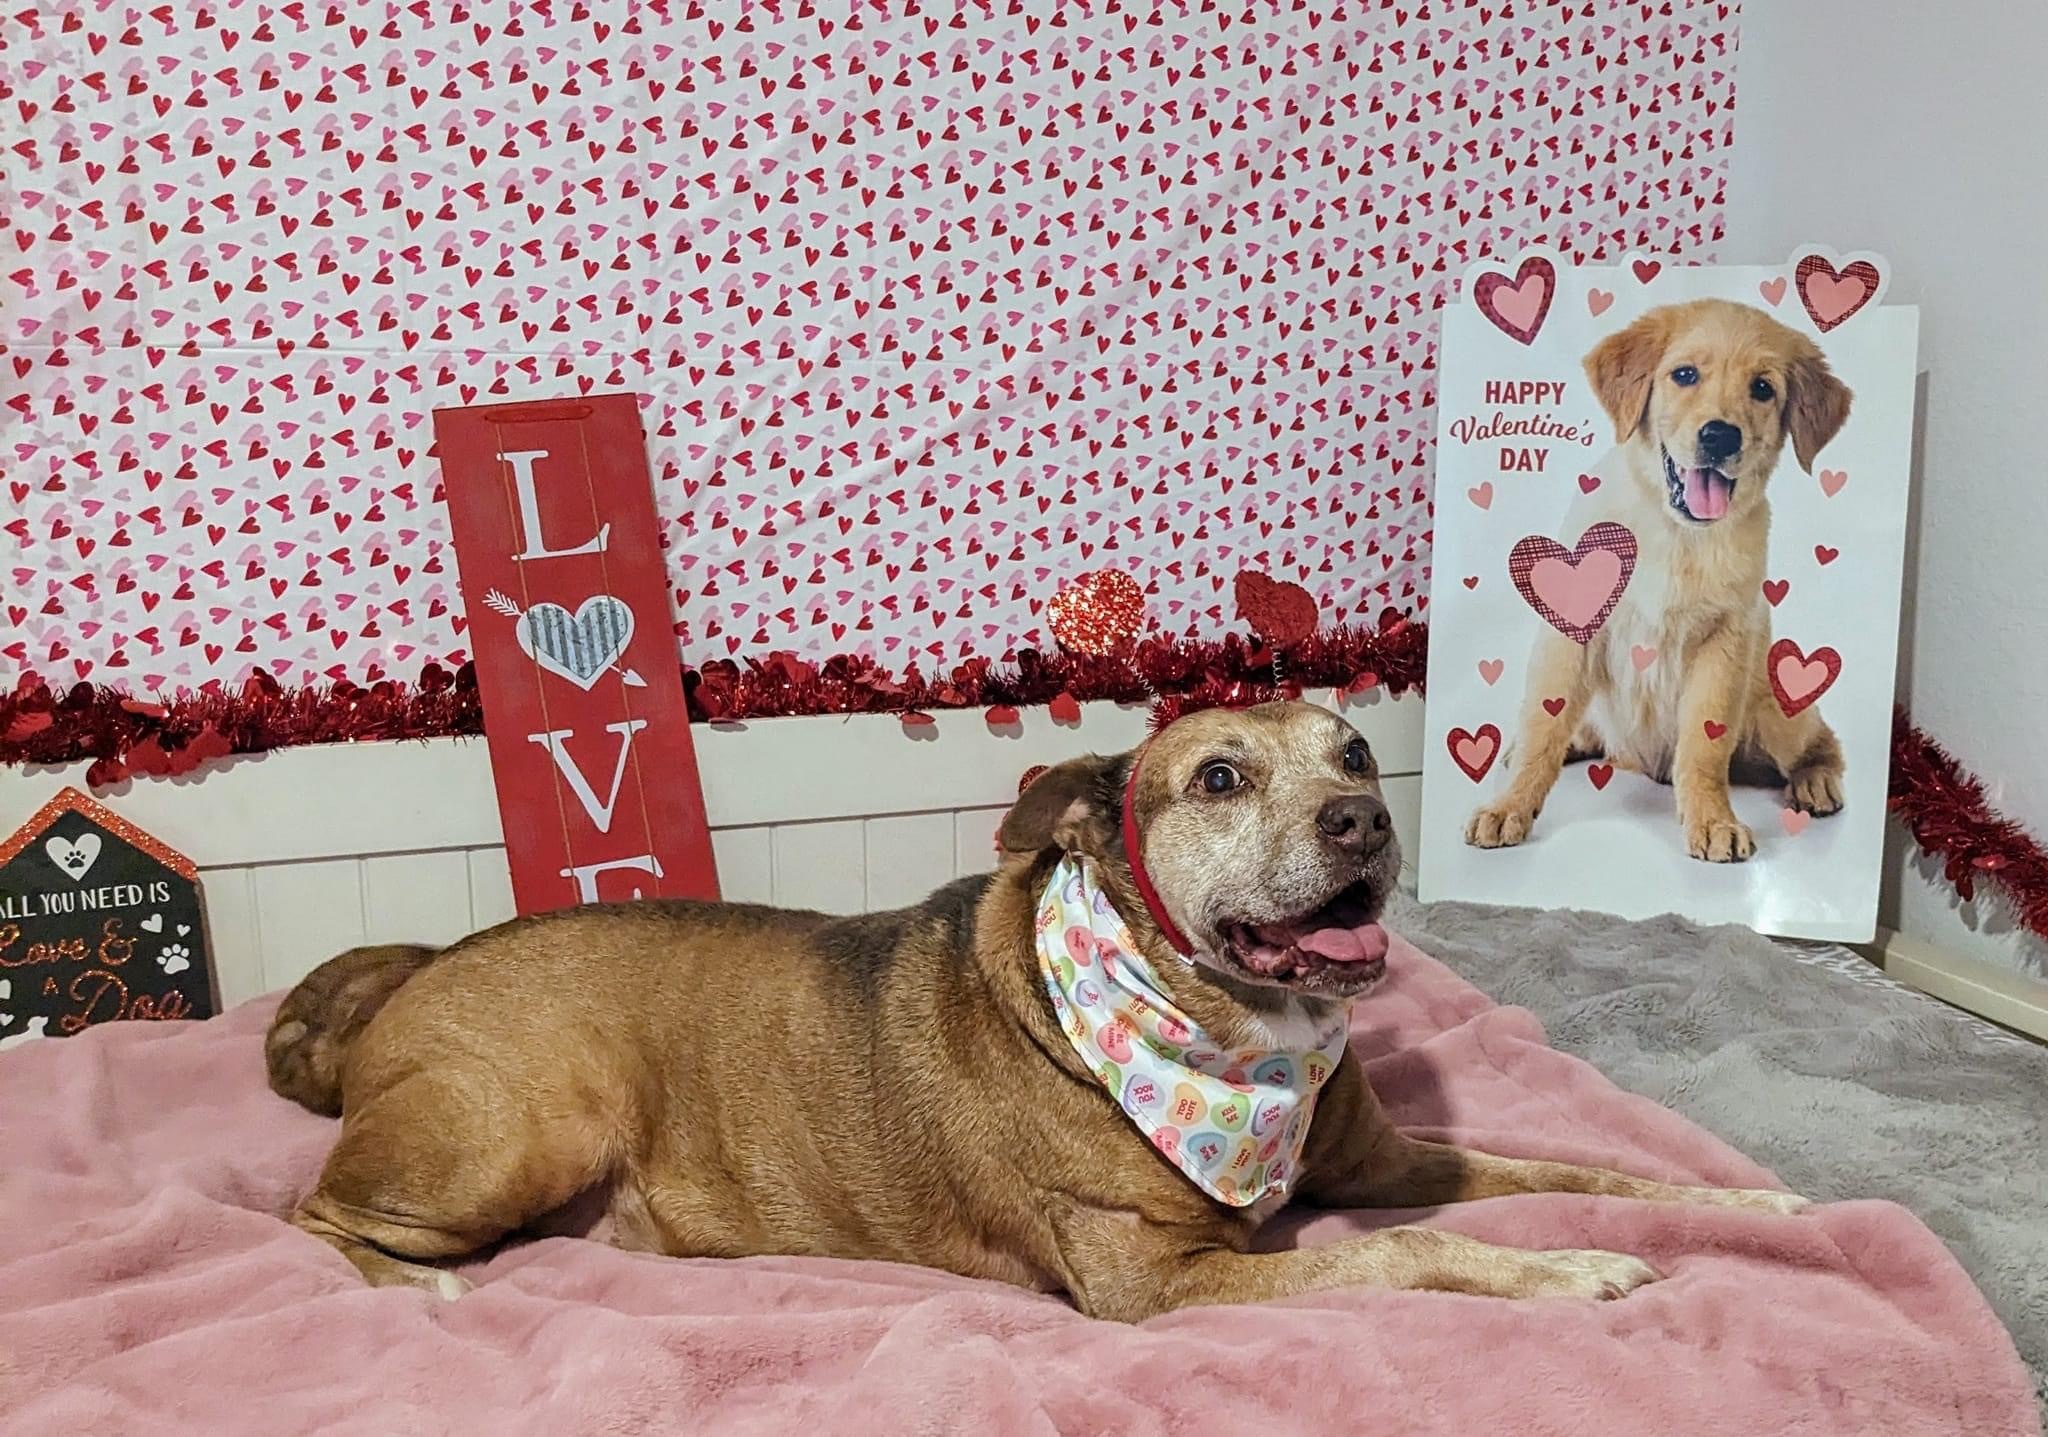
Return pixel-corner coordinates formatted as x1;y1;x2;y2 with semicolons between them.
999;752;1128;858
1583;309;1670;440
1785;347;1853;473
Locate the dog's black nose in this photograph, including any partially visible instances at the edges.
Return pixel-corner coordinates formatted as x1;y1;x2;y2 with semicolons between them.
1697;420;1743;463
1317;794;1392;857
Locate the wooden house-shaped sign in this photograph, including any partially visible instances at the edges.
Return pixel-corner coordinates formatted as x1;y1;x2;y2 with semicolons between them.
0;787;218;1050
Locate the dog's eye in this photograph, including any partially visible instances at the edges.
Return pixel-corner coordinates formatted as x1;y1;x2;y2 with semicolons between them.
1670;365;1699;387
1197;762;1242;795
1750;377;1776;402
1342;739;1371;774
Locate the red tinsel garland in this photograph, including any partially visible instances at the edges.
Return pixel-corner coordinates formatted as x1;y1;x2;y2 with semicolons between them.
7;627;2045;949
1888;708;2048;941
0;612;1428;782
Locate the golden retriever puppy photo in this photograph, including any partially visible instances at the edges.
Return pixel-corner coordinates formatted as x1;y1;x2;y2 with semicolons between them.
1465;299;1853;862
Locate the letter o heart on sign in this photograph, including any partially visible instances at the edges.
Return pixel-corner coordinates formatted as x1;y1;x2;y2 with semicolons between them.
1768;639;1843;717
515;595;636;691
1508;521;1638;644
1446;724;1502;783
1471;255;1555;345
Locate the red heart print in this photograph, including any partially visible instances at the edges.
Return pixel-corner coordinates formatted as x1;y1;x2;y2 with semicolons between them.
1814;544;1839;566
1587;762;1614;790
1768;640;1843;717
1630;258;1662;284
1763;579;1789;607
1703;720;1728;741
1794;255;1882;332
1446;724;1502;783
1508;522;1639;644
1541;696;1566;716
1471;255;1556;345
1578;473;1601;493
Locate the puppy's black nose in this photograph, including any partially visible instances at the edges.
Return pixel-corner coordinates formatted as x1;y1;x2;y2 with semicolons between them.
1317;794;1392;857
1697;420;1742;463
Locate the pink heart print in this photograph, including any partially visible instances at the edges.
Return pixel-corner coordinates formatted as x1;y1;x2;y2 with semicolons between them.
3;4;1737;687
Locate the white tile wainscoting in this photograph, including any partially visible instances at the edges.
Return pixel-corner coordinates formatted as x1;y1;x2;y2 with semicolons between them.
0;694;1426;1008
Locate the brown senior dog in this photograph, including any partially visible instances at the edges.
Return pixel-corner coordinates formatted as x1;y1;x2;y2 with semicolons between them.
1468;298;1854;862
271;701;1804;1319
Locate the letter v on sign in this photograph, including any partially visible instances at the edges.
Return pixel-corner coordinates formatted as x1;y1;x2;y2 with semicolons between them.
434;395;719;914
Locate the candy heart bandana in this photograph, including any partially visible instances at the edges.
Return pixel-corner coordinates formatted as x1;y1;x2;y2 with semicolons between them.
1035;854;1350;1207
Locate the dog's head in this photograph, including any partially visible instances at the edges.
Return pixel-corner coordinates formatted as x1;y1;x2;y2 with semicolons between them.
1585;298;1853;529
999;701;1400;1001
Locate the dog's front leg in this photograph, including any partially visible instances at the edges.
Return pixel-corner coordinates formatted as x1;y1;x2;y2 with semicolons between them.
1295;1060;1807;1218
1060;1219;1660;1322
1674;622;1757;861
1465;628;1587;849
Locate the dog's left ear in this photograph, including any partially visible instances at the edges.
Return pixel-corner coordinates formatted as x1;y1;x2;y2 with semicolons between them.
1784;347;1854;473
1583;309;1672;441
998;752;1129;858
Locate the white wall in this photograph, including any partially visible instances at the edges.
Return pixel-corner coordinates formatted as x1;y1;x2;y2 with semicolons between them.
1727;1;2048;974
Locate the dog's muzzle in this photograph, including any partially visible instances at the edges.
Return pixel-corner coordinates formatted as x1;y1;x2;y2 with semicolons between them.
1663;445;1735;523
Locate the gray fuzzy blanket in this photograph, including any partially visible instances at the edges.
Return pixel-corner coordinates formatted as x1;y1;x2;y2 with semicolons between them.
1392;895;2048;1413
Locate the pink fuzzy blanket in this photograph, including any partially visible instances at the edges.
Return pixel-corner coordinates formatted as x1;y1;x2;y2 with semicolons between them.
0;934;2035;1436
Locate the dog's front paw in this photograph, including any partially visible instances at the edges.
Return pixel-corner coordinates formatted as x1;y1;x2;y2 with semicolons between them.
1684;812;1755;863
1785;766;1845;816
1466;800;1537;849
1515;1248;1661;1301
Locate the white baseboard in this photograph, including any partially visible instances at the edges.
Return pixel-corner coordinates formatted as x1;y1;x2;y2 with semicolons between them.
0;692;1425;1007
1863;928;2048;1042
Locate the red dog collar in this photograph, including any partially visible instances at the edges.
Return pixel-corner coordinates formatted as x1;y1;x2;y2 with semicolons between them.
1120;748;1195;957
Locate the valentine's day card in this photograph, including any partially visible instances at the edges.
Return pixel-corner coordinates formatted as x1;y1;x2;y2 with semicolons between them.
1418;247;1919;941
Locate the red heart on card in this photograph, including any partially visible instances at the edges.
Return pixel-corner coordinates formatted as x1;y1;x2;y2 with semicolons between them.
1795;255;1881;332
1509;521;1638;643
1446;724;1502;783
1587;762;1614;790
1769;639;1842;717
1471;255;1555;345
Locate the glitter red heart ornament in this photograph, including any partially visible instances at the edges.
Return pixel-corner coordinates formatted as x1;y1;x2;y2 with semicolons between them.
1045;569;1145;656
1234;571;1319;647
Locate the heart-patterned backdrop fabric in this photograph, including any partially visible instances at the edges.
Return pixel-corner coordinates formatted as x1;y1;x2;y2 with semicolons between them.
3;0;1738;690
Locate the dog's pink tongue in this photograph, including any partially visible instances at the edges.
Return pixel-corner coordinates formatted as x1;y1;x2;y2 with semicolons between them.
1294;921;1390;964
1683;467;1732;520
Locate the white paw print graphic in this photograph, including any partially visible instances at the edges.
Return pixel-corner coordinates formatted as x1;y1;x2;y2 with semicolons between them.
157;944;191;976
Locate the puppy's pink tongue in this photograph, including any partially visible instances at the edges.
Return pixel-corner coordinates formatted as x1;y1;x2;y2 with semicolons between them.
1295;921;1390;964
1683;467;1732;520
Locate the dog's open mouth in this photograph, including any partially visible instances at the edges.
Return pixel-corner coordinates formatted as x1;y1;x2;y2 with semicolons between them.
1663;446;1735;523
1219;880;1390;989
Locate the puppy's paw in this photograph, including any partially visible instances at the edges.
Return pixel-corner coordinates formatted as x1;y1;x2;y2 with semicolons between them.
1785;766;1845;816
1465;800;1537;849
1680;1185;1814;1216
1684;812;1755;863
1516;1248;1661;1301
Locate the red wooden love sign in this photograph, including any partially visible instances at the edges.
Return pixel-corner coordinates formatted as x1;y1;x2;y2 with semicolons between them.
433;394;719;914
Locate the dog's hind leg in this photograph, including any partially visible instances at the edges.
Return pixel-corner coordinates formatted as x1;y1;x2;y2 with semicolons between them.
292;1067;620;1295
1750;689;1846;816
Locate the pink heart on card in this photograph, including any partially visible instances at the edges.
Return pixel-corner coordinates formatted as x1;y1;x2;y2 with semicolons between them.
1509;522;1638;643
